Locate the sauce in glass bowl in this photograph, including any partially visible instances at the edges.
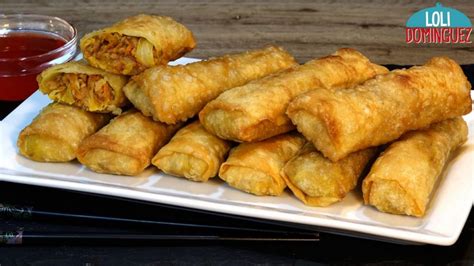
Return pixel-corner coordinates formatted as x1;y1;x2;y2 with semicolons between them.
0;32;66;58
0;14;77;101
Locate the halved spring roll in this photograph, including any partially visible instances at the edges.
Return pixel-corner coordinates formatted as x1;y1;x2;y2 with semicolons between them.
152;121;232;182
219;133;306;196
80;14;196;75
17;103;111;162
287;56;472;162
199;48;388;142
37;61;129;114
362;117;468;217
124;45;296;124
77;109;180;176
281;143;377;207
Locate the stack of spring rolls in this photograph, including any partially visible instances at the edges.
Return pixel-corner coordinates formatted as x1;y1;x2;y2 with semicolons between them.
19;14;297;175
17;14;472;218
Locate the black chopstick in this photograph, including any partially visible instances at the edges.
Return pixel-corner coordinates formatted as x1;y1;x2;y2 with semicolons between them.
0;181;318;234
0;182;321;243
0;228;319;245
0;202;317;237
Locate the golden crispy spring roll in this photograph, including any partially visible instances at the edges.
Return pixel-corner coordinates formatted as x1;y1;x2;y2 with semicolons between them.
281;143;377;207
288;57;472;162
362;118;468;217
124;45;296;124
37;62;129;114
80;14;196;75
77;109;180;176
152;121;232;182
199;48;388;142
17;103;111;162
219;133;306;196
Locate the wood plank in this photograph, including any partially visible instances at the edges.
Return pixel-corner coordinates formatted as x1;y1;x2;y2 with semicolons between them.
2;0;473;64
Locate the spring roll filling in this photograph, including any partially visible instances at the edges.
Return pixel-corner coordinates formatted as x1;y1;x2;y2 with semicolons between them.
45;73;115;108
83;33;159;73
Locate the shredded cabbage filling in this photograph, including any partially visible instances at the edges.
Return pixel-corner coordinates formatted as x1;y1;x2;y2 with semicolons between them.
45;73;114;108
83;33;158;74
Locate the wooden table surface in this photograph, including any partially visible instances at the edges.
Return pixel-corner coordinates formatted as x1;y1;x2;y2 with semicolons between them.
3;0;473;64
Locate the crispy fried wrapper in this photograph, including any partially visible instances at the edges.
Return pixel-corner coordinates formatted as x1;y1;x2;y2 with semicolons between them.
152;121;232;182
281;143;377;207
17;103;111;162
219;133;306;196
77;109;180;176
38;61;129;114
199;48;388;142
124;45;296;124
288;56;472;161
362;118;468;217
80;14;196;75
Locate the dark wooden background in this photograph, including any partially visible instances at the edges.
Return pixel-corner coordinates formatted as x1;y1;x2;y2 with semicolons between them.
3;0;473;64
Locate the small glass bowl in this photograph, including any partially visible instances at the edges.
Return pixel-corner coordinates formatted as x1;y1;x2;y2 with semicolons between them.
0;14;78;101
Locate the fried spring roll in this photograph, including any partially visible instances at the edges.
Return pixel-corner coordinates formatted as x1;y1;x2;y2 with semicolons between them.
287;57;472;162
199;48;388;142
77;110;180;176
124;45;296;124
219;133;306;196
362;118;468;217
37;62;129;114
281;143;377;207
80;14;196;75
152;121;232;182
17;103;111;162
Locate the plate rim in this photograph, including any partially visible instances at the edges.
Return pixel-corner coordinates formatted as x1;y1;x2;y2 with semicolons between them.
0;169;469;246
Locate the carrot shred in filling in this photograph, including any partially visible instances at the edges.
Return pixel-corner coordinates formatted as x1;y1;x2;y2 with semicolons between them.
84;33;158;73
49;73;114;105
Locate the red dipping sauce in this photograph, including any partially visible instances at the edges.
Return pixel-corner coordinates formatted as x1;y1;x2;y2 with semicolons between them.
0;32;66;59
0;15;77;101
0;32;66;100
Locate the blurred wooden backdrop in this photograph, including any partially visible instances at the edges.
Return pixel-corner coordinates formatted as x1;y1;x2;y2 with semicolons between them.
3;0;473;64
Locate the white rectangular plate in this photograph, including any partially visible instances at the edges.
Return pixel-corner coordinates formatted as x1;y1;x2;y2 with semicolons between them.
0;57;472;246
